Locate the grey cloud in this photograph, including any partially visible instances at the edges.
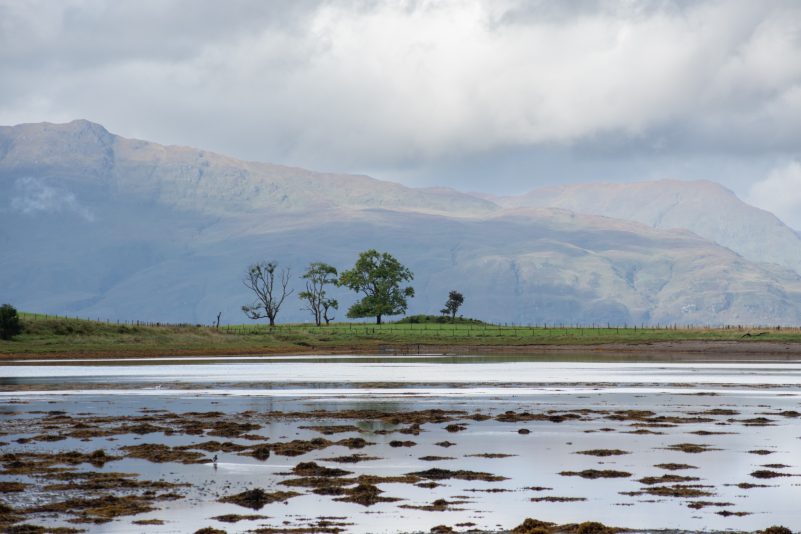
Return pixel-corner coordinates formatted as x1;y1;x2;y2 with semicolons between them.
0;0;800;199
0;1;322;68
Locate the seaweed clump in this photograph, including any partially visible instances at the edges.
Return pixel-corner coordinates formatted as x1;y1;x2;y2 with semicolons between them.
512;518;554;533
654;463;696;471
292;462;351;478
219;489;299;510
637;474;699;485
28;494;179;524
399;498;467;512
750;470;793;479
211;514;268;523
664;443;717;453
333;483;401;506
575;449;629;457
560;470;631;479
408;468;506;481
121;444;205;464
512;518;620;533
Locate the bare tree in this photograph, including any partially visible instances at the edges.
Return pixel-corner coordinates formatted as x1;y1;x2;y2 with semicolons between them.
242;261;294;326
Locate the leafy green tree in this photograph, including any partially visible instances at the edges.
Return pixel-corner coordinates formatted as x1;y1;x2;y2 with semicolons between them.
440;290;464;321
242;261;294;326
0;304;22;340
339;250;414;324
299;262;339;326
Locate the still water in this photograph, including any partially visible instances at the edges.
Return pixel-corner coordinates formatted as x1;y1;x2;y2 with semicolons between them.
2;355;800;533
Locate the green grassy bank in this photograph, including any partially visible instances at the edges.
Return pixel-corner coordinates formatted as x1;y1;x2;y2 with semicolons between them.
1;312;800;360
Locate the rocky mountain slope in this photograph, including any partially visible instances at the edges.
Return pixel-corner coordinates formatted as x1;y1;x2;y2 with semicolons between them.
2;120;801;325
493;180;801;276
0;120;497;216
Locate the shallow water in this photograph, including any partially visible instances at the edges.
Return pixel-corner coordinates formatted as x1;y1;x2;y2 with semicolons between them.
4;358;801;388
2;357;801;533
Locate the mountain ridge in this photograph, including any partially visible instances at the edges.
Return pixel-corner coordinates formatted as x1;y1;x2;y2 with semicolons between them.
2;120;801;326
1;119;499;217
488;179;801;276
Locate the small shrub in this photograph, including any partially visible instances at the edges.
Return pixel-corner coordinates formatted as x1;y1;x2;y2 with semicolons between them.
396;314;485;325
0;304;22;340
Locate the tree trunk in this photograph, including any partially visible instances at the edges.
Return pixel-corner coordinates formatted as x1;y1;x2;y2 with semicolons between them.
376;315;382;325
269;317;275;327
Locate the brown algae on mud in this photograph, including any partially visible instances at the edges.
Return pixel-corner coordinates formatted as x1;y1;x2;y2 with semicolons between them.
121;443;207;464
399;498;469;511
465;453;517;458
654;463;697;470
219;489;300;510
29;493;182;524
575;449;629;457
664;442;719;453
512;517;622;533
559;470;632;479
625;484;715;498
318;453;381;463
211;513;269;523
530;496;588;503
333;483;401;506
408;468;507;481
4;387;801;532
637;474;700;485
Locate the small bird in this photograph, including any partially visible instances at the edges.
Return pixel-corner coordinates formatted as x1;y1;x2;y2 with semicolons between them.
212;454;218;465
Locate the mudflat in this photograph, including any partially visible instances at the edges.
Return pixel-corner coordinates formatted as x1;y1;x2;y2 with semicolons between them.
1;358;800;532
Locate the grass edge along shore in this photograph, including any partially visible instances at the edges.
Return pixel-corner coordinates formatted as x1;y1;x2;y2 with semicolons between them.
2;312;801;360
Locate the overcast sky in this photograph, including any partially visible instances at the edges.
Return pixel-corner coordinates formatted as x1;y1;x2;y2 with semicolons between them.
1;0;801;226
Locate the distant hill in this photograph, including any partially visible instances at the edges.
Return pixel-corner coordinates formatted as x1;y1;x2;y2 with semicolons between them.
491;180;801;276
0;120;497;217
2;120;801;326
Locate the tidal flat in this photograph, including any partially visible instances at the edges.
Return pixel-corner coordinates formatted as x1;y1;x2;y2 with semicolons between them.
1;356;800;533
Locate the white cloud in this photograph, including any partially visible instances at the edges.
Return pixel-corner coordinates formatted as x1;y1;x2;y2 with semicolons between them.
748;162;801;230
10;177;95;222
0;0;800;180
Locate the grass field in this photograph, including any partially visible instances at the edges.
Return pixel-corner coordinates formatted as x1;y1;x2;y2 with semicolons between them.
1;312;801;359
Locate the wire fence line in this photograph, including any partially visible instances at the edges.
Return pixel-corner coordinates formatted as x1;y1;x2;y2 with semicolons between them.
20;312;801;336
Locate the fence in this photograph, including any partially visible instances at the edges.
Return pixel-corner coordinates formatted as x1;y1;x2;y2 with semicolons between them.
20;312;801;336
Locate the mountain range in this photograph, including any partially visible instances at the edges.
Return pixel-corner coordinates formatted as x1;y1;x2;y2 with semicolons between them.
2;120;801;326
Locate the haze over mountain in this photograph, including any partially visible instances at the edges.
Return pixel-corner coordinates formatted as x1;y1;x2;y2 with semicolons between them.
492;181;801;277
2;120;801;326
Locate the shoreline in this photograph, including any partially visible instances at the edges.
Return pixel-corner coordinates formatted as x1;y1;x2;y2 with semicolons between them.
3;340;801;362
